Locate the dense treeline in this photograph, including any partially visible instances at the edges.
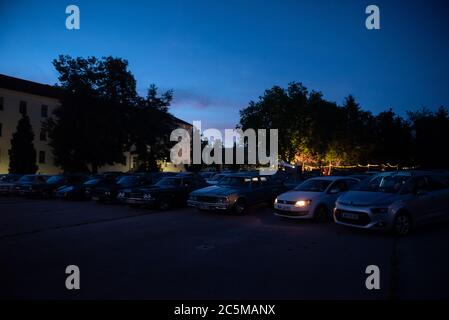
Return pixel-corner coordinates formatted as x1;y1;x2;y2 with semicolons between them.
239;82;449;169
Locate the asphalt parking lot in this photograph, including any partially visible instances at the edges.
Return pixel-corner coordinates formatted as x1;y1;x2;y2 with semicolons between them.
1;197;448;299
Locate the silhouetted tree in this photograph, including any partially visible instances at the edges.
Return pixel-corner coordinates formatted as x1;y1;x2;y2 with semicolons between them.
130;86;175;172
46;55;138;173
408;106;449;169
9;114;38;174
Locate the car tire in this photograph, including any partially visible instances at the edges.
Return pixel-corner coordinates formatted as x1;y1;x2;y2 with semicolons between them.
393;213;412;236
314;205;329;223
234;198;247;214
159;196;172;211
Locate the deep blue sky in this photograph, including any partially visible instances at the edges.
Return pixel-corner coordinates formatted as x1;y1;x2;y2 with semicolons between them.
1;0;449;130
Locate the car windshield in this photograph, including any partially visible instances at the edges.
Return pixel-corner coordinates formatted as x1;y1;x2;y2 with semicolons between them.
218;176;251;187
46;176;64;184
18;175;35;183
117;176;139;186
294;179;332;192
209;174;225;181
357;173;411;193
155;177;182;187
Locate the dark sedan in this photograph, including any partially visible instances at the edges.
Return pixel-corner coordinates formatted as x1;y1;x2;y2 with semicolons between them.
90;173;159;203
119;175;208;210
14;175;50;196
0;174;23;195
26;174;89;198
188;173;290;214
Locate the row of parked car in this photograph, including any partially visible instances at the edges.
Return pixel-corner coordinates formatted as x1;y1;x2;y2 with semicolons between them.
1;170;449;236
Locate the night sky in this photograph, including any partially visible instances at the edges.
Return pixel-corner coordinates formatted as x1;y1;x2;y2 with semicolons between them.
1;0;449;131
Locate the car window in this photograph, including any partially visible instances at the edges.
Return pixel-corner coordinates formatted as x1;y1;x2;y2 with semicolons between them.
427;175;449;191
345;179;359;190
295;179;332;192
218;176;251;187
329;180;348;192
403;176;430;194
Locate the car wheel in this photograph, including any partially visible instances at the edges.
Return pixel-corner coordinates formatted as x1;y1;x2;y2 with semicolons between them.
393;213;412;236
159;196;172;211
314;205;329;222
234;198;247;214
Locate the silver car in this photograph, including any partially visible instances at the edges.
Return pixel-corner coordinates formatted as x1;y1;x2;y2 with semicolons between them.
334;171;449;235
274;176;360;221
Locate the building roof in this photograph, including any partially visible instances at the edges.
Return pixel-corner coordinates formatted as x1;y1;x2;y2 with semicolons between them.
0;74;62;99
0;73;191;127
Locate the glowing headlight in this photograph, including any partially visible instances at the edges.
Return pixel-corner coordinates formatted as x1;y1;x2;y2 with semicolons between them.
295;200;311;207
274;198;278;204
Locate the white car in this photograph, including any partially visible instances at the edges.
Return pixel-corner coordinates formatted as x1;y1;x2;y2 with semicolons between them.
274;176;360;221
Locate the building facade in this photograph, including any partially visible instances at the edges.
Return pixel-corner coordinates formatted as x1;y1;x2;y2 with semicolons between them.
0;74;189;174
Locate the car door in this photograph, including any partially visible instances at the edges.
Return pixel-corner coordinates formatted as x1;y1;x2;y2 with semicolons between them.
404;176;439;224
248;177;264;204
324;179;348;208
425;175;449;222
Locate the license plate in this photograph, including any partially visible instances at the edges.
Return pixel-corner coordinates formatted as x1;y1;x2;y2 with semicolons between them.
341;212;359;220
127;199;138;204
91;196;99;201
277;204;291;211
199;203;209;209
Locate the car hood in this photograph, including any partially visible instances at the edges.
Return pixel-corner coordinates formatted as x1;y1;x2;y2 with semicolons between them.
191;185;243;196
337;191;400;206
133;185;174;193
277;190;322;201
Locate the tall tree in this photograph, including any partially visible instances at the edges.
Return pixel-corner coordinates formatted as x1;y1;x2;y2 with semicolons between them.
46;55;138;173
129;85;176;172
9;114;38;174
407;106;449;169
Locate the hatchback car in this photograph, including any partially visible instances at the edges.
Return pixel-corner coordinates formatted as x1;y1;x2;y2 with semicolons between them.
274;176;360;221
334;171;449;235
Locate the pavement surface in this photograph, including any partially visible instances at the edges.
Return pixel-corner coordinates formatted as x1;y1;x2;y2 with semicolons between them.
0;196;448;299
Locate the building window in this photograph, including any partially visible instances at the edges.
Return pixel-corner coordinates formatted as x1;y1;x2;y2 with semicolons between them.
0;97;4;111
39;128;47;141
39;151;46;164
19;101;27;115
41;105;48;118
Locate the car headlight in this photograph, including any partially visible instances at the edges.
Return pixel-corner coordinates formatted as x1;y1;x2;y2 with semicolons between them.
143;194;152;200
118;192;125;198
295;200;311;207
371;207;389;214
104;191;111;196
217;197;228;203
274;198;278;204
